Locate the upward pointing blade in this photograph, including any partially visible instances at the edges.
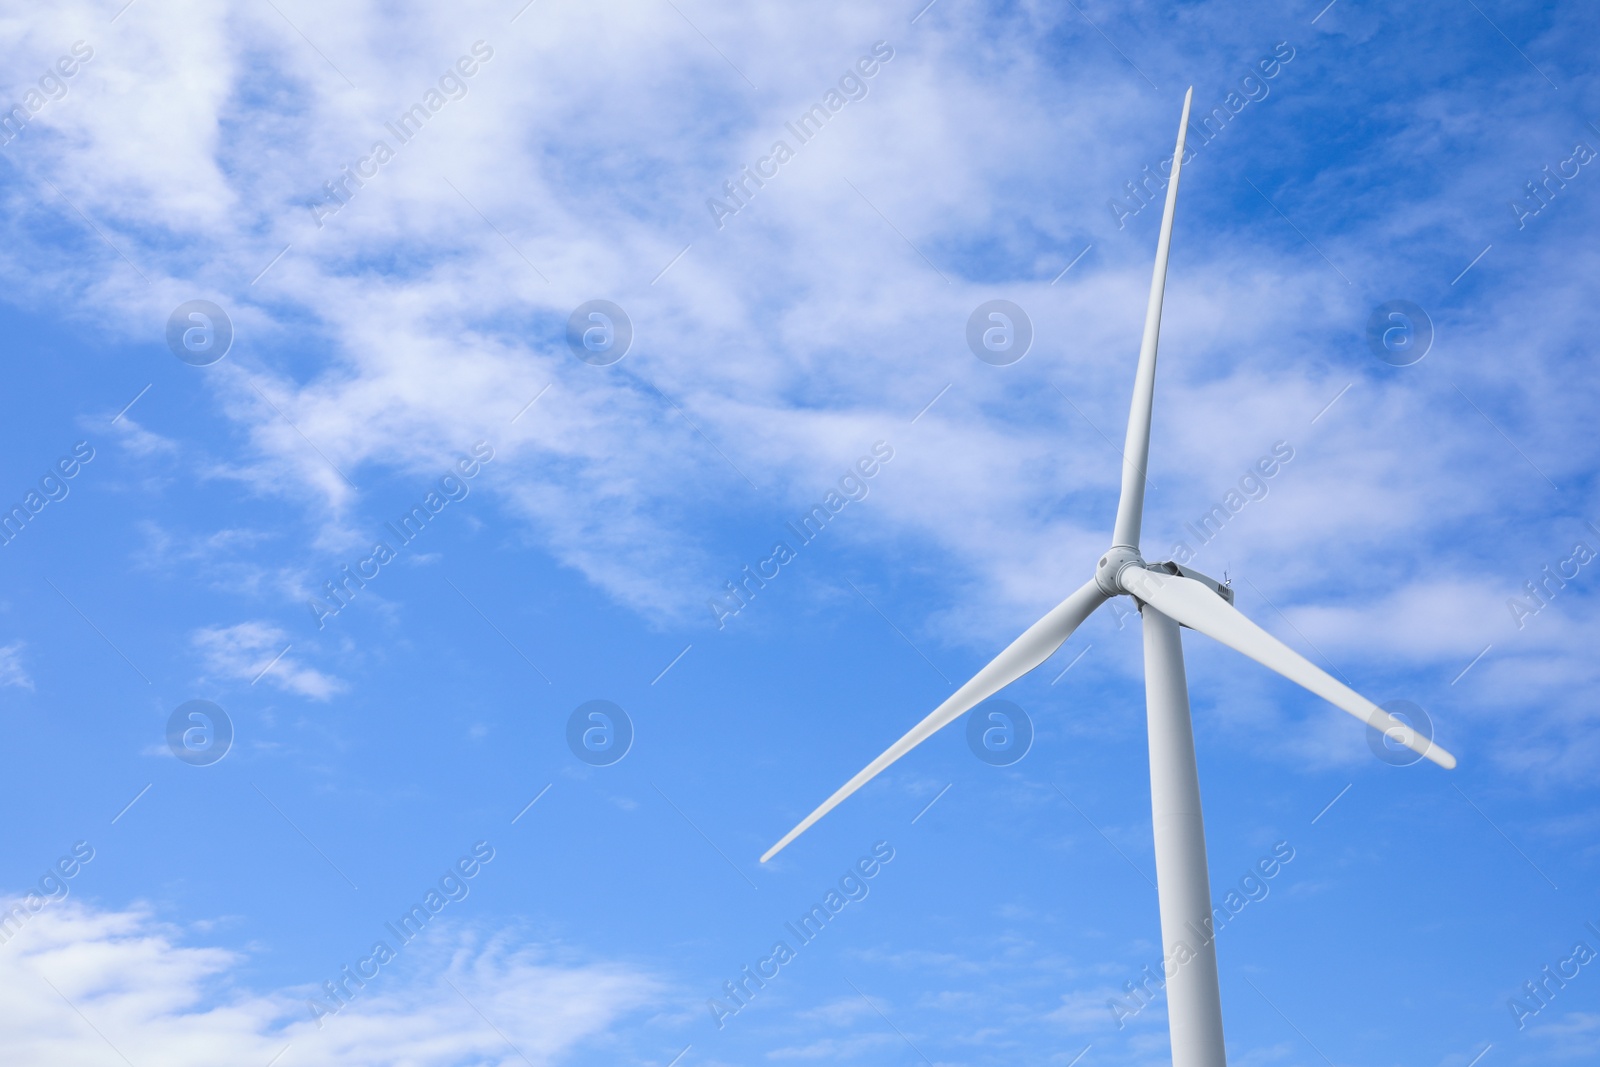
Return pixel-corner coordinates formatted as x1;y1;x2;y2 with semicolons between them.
1119;567;1457;769
1111;87;1194;552
760;579;1108;863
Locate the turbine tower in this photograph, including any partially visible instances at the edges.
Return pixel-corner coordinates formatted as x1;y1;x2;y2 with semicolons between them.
760;88;1456;1067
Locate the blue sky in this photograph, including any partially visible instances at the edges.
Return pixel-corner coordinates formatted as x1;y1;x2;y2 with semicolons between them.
0;0;1596;1064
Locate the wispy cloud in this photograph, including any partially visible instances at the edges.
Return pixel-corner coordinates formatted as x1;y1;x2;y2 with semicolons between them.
0;898;659;1065
0;643;33;690
192;621;342;699
0;0;1594;811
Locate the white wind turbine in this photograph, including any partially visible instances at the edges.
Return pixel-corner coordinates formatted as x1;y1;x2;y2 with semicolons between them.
760;88;1456;1067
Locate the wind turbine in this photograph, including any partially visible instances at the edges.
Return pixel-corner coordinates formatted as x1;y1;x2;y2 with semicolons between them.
759;87;1456;1067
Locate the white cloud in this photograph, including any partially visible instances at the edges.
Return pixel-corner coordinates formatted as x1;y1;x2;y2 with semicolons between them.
1046;985;1157;1034
0;897;658;1066
191;621;343;700
0;642;33;690
792;994;879;1027
765;1031;899;1059
1;0;1596;774
1527;1011;1600;1060
106;413;178;459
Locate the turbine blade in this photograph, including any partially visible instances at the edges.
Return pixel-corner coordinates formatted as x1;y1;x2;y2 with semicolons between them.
761;579;1108;862
1111;87;1194;551
1119;567;1456;770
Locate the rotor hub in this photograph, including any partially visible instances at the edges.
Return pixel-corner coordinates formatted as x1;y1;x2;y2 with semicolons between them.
1094;545;1145;597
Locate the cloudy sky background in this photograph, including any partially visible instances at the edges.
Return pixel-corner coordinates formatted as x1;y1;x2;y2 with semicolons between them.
0;0;1596;1063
